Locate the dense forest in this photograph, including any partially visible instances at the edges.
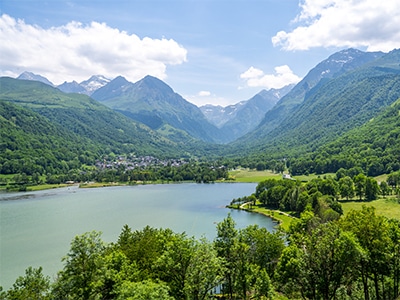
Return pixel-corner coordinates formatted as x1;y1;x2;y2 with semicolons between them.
287;99;400;176
2;173;399;299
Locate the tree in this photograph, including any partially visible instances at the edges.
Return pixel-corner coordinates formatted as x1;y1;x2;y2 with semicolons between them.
354;173;366;201
335;168;347;180
52;231;106;299
387;171;400;189
99;249;140;299
266;185;287;208
387;219;400;299
338;176;354;200
275;244;304;299
214;214;238;299
379;181;391;196
231;240;251;299
116;280;174;300
341;206;391;300
117;225;173;279
282;186;302;212
252;266;272;299
318;177;339;198
302;222;363;300
6;267;50;300
277;222;363;300
184;239;224;300
365;177;380;201
155;233;195;299
239;225;284;276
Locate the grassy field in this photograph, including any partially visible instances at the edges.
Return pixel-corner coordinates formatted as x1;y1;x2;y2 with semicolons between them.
374;173;388;183
229;169;282;182
341;197;400;220
292;173;336;181
228;169;339;183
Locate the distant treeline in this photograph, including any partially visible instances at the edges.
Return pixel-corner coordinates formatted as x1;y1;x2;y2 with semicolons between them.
1;162;229;190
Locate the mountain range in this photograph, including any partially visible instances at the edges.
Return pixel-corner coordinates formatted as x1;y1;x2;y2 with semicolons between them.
232;48;400;157
15;71;292;144
2;47;400;176
17;72;111;96
200;85;293;141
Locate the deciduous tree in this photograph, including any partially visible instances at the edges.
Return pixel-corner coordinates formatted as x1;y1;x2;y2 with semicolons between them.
6;267;50;300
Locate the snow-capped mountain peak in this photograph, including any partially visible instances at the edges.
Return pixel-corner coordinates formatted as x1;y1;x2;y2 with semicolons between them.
80;75;111;94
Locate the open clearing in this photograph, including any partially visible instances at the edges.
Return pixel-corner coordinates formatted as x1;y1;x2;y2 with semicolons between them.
229;169;281;182
341;197;400;220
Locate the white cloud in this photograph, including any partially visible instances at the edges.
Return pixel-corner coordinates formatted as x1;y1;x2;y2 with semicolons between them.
272;1;400;52
240;65;301;89
0;14;187;84
198;90;211;97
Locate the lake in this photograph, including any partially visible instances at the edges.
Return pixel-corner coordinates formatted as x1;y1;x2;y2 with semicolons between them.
0;183;276;289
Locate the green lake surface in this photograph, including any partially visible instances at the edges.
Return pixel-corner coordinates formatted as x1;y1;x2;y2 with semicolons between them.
0;183;276;289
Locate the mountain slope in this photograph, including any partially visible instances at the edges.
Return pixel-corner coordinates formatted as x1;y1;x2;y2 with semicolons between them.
0;99;102;175
0;77;194;158
57;80;87;94
218;86;293;141
289;97;400;176
92;75;228;143
253;48;384;137
231;49;400;159
201;86;292;128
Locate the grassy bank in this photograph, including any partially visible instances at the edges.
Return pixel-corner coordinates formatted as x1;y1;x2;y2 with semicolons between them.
229;202;295;231
0;183;70;192
249;206;295;231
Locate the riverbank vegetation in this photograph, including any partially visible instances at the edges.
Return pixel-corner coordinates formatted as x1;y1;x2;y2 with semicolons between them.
230;168;400;230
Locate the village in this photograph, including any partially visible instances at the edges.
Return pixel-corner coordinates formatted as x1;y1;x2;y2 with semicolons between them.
95;155;189;171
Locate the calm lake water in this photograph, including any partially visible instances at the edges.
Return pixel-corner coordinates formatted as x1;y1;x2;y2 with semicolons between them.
0;183;276;289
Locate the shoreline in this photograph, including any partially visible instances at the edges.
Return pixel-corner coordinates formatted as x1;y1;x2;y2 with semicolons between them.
227;203;296;231
0;179;243;193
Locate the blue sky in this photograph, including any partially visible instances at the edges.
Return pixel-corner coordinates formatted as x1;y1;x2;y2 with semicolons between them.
1;0;400;106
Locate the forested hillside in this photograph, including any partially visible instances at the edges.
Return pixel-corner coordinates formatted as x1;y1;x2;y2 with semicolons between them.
229;49;400;174
289;98;400;176
243;49;384;140
0;78;212;177
0;100;101;175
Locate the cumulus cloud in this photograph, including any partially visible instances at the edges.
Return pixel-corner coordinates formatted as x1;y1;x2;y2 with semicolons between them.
0;14;187;84
240;65;301;89
272;1;400;52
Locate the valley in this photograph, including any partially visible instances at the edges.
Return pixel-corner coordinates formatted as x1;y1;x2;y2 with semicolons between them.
1;47;400;299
